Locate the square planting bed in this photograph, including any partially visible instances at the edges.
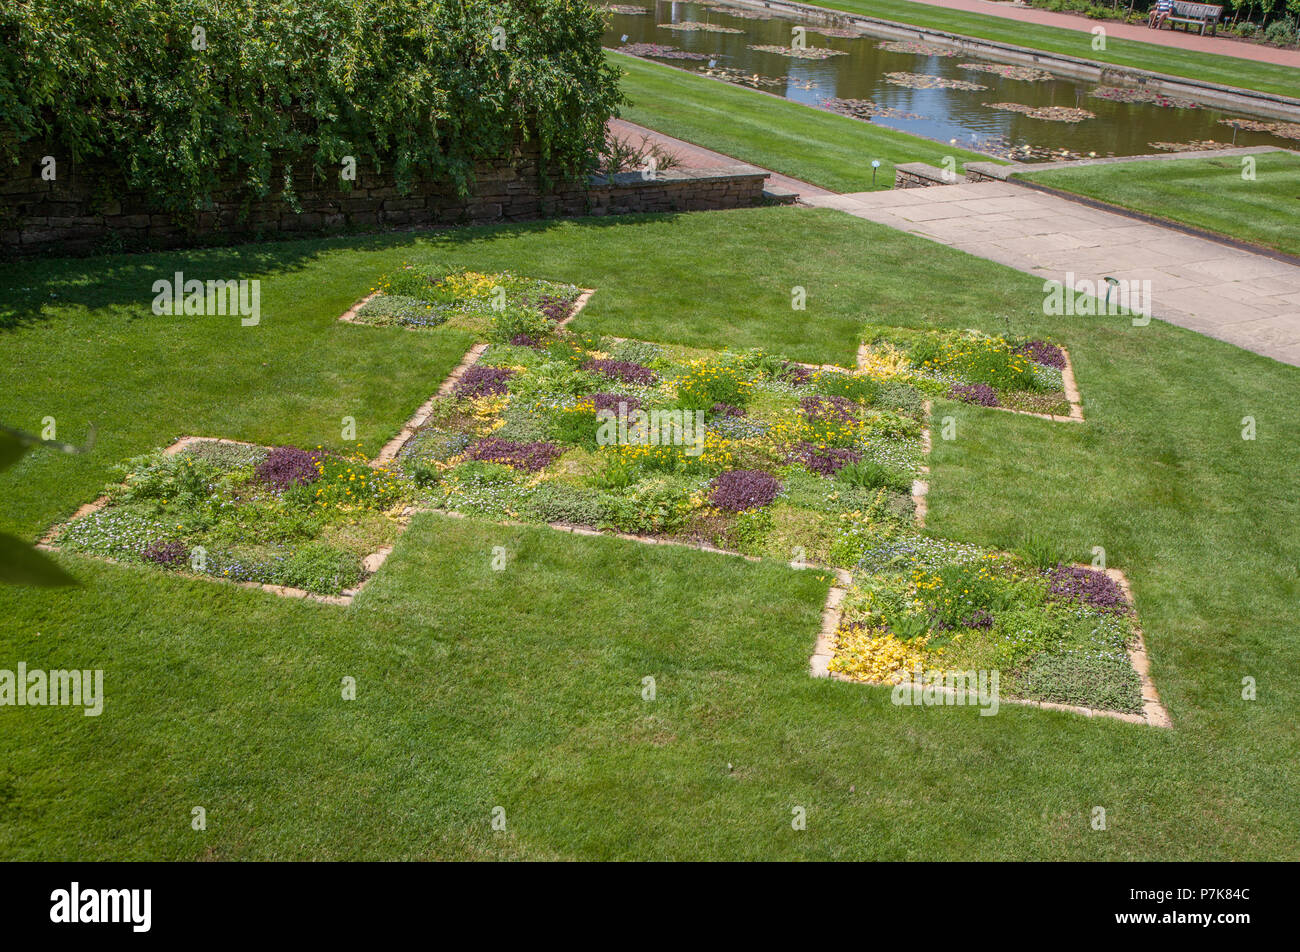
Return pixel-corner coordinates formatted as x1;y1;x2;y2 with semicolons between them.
340;265;591;337
859;325;1083;422
381;320;1158;725
41;438;406;604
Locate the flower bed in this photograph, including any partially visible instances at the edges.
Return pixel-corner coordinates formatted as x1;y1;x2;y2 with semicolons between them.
48;440;406;597
393;334;928;563
829;547;1146;715
859;325;1075;418
350;266;581;338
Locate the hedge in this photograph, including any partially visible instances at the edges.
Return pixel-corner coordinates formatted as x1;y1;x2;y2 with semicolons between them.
0;0;623;212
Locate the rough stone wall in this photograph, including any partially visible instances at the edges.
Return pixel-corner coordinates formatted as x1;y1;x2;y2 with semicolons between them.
1;141;769;257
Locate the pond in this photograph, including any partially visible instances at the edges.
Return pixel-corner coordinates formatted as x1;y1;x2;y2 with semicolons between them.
604;1;1299;161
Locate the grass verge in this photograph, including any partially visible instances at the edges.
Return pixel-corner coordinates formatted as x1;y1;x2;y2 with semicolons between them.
1015;149;1300;257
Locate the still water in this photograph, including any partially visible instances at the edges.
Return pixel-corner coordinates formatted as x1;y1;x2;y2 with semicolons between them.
605;1;1297;160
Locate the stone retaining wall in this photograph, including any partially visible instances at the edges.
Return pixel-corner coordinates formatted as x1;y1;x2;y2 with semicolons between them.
0;140;769;258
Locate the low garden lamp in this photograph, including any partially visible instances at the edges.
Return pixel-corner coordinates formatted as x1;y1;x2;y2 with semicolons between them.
1103;276;1120;309
871;159;881;186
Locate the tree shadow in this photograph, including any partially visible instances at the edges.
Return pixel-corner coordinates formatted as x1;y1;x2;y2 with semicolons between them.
0;212;685;330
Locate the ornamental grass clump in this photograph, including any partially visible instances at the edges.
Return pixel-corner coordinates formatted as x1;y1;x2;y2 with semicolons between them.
467;438;563;473
581;358;658;386
454;365;516;399
255;446;322;491
709;469;781;512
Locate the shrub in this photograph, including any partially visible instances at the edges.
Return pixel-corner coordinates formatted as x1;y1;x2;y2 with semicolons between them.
709;470;782;512
453;365;515;399
1264;18;1297;46
1;1;624;214
256;447;321;491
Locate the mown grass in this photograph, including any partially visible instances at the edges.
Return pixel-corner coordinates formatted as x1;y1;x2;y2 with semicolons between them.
815;0;1300;98
2;206;1298;859
1016;150;1300;257
610;50;992;191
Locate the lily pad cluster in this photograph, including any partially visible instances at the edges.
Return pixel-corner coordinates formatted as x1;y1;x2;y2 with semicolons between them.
747;44;847;60
959;62;1057;82
884;71;986;91
1090;85;1201;109
984;102;1095;123
821;98;923;121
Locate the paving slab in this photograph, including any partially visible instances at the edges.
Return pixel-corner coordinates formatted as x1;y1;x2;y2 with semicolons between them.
806;182;1300;366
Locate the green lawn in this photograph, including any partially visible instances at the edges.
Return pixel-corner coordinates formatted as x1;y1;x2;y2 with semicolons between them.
2;206;1298;859
815;0;1300;98
1016;150;1300;258
611;50;992;192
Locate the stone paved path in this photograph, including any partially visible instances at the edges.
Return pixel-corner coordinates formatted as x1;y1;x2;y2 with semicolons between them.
890;0;1300;67
806;181;1300;366
607;118;836;199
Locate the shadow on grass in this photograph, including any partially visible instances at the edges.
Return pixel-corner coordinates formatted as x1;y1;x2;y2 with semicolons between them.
0;211;687;330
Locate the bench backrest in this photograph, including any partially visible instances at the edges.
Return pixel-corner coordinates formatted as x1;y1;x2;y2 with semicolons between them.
1171;1;1222;17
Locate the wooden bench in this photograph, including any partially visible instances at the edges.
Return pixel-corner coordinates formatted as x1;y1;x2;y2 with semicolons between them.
1162;1;1223;35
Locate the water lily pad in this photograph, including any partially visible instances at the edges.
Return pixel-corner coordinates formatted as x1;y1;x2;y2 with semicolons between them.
984;102;1095;122
747;44;847;60
822;98;923;121
1090;86;1202;109
878;40;959;57
658;20;744;34
884;71;986;91
1148;140;1231;152
1217;118;1300;141
602;4;649;13
959;62;1057;82
695;65;784;88
618;43;711;61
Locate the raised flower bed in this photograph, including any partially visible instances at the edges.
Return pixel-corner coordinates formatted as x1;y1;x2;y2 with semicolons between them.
393;334;929;567
859;325;1081;420
43;439;405;600
344;266;583;337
